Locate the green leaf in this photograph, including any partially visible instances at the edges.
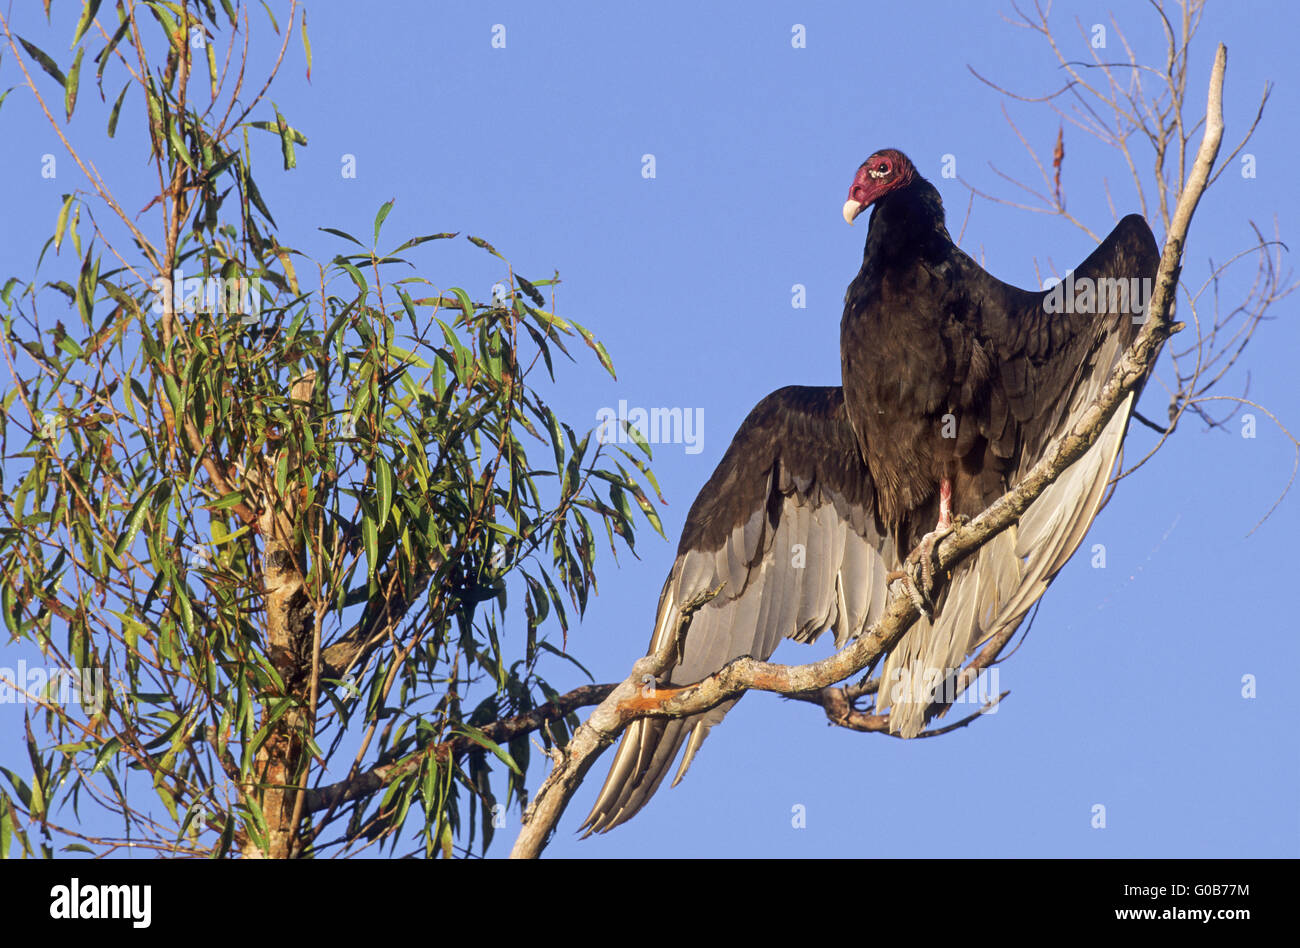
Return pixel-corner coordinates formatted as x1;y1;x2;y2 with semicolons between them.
106;81;128;137
168;122;195;170
362;504;377;578
114;482;163;557
392;232;456;252
248;698;295;756
273;103;296;169
572;319;616;379
274;449;288;498
622;419;651;458
258;0;280;34
71;0;104;48
75;250;99;326
64;46;84;121
623;477;665;539
95;18;131;86
244;170;276;226
335;258;367;293
396;287;417;323
373;199;394;244
173;584;194;638
192;25;213;96
609;481;634;523
247;118;307;145
21;725;44;820
16;36;66;88
0;795;12;858
145;1;181;49
53;194;74;253
375;454;393;528
144;80;164;156
618;447;665;500
536;640;594;680
0;768;32;809
301;8;313;80
206;491;246;511
467;235;503;259
69;207;83;259
515;273;546;306
53;327;84;358
436;318;473;381
319;226;362;246
241;797;268;853
91;736;121;776
544;405;565;476
155;785;178;823
454;724;522;775
448;287;475;323
527;305;571;333
1;580;17;638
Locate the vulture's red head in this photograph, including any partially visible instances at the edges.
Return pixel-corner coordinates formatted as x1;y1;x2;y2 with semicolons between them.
842;149;915;225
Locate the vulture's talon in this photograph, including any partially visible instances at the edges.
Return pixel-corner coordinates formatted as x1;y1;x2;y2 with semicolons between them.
888;568;933;619
904;572;934;619
906;523;957;617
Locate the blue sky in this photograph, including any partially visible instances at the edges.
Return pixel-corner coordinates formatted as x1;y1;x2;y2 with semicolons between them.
1;1;1296;858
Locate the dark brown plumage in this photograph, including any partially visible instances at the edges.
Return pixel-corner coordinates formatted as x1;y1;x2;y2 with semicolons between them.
581;148;1159;834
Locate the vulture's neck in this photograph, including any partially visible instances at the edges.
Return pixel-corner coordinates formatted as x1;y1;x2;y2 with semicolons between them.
863;178;954;270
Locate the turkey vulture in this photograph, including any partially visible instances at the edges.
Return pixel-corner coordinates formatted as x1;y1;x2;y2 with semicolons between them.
581;148;1159;834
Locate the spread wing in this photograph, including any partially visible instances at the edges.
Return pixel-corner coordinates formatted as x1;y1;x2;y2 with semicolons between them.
582;385;895;833
877;215;1161;736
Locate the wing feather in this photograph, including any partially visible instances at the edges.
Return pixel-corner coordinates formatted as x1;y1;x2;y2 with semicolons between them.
875;215;1160;737
582;385;890;833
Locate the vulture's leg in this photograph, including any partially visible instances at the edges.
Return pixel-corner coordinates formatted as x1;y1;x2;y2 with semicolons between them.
937;477;953;531
893;478;959;617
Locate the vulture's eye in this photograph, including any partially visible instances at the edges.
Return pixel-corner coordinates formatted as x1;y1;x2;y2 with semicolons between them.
877;164;889;173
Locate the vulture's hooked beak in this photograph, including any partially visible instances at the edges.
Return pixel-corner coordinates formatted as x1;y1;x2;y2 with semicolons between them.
842;199;865;225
